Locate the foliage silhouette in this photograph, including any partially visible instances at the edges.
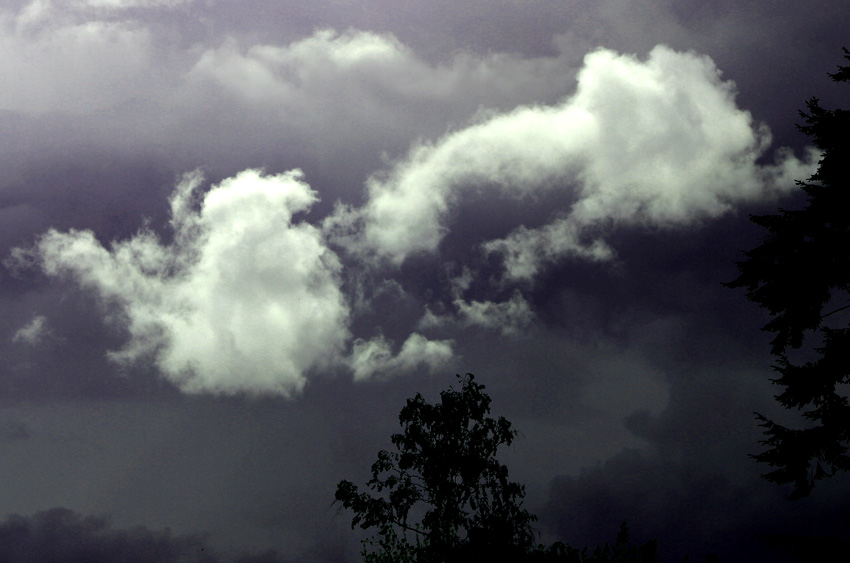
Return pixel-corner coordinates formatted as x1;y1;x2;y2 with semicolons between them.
726;48;850;497
761;531;850;563
334;374;537;562
335;374;660;562
529;522;657;563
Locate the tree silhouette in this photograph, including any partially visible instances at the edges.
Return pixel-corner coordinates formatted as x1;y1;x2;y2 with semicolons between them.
335;374;661;562
334;374;537;562
726;48;850;498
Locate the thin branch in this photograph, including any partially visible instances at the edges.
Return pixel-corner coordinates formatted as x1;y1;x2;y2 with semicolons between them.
821;302;850;319
392;518;428;536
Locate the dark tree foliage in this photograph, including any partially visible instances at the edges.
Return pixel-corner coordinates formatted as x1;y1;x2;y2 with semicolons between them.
762;531;850;563
529;522;658;563
334;374;537;562
726;48;850;498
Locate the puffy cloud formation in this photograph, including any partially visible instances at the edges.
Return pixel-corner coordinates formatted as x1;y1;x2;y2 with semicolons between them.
26;169;350;396
349;333;454;381
330;45;818;276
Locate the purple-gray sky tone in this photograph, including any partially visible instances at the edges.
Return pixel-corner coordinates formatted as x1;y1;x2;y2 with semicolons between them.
1;1;848;561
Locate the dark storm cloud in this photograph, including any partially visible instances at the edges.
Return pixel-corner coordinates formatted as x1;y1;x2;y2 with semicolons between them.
0;396;363;560
541;448;850;562
539;351;850;562
0;283;137;400
0;507;286;563
527;216;850;561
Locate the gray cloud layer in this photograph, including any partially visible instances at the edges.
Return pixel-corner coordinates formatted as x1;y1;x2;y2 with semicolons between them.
0;507;284;563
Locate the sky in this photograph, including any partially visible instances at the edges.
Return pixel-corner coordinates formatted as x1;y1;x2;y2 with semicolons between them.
0;0;848;561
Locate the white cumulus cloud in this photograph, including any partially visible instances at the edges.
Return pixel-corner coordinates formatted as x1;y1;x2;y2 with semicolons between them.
327;45;818;277
26;169;350;396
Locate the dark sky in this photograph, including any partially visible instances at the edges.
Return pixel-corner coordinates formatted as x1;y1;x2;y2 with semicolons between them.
1;1;848;561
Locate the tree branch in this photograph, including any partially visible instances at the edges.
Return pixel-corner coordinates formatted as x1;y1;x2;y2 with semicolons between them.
392;518;428;536
821;302;850;320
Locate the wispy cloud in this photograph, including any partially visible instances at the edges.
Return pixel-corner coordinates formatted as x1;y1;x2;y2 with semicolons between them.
420;291;535;337
349;333;454;381
12;314;50;346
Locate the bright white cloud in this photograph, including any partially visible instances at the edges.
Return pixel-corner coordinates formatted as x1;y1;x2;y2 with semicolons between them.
350;333;454;381
327;45;818;276
27;169;350;396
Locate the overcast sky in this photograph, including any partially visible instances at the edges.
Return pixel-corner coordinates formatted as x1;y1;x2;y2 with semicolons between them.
1;1;848;561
